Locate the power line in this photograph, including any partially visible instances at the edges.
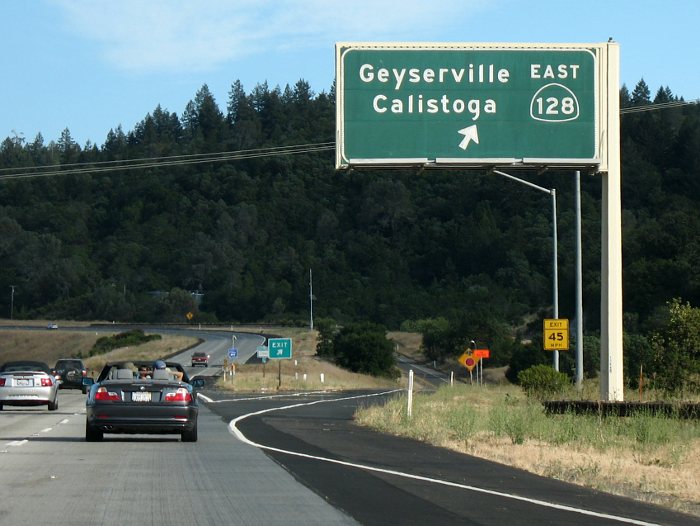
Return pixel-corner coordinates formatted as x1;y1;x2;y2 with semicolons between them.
0;142;335;181
620;99;699;114
0;98;698;181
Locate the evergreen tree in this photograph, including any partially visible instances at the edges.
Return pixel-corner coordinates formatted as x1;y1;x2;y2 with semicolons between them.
630;78;651;105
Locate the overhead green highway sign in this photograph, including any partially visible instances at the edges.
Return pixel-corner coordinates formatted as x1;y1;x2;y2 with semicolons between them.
336;42;607;169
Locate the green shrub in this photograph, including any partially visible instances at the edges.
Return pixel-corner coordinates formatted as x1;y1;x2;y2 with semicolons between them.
518;364;569;399
315;317;338;358
332;322;398;378
649;298;700;395
89;329;161;357
506;342;549;383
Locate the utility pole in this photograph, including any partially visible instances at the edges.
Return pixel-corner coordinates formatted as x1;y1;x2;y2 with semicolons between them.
309;268;314;330
10;285;15;320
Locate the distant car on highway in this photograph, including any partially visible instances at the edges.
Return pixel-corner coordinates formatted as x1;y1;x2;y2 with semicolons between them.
53;358;88;393
83;360;205;442
0;360;59;411
191;351;209;367
47;323;58;330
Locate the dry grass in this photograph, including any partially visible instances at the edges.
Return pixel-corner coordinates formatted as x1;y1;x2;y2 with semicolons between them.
0;329;99;366
82;334;200;373
216;327;400;392
0;328;199;375
388;331;423;360
217;358;400;391
458;436;700;513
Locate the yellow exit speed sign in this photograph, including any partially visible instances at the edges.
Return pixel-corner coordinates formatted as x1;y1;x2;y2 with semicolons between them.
543;318;569;351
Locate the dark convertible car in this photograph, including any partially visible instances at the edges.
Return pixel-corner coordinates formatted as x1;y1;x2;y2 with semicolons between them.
84;360;204;442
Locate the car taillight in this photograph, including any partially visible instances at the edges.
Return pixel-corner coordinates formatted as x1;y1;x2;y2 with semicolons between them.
165;388;192;403
95;387;121;401
41;377;54;387
0;378;5;387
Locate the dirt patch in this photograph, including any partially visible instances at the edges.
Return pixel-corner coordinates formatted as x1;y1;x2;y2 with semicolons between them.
388;331;423;360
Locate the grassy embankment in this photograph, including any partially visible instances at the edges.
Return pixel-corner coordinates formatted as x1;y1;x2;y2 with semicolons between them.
355;376;700;517
215;327;401;391
0;322;199;375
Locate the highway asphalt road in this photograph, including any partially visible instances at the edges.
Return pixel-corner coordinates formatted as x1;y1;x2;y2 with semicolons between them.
1;325;698;525
1;384;699;525
0;389;356;526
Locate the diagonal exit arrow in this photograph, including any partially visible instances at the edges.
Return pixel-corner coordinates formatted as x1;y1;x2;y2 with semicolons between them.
457;125;479;150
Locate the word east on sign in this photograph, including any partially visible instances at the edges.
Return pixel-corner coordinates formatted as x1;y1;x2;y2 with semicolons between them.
336;42;601;168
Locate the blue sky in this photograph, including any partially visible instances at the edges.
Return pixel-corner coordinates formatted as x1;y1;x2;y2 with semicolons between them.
1;0;698;147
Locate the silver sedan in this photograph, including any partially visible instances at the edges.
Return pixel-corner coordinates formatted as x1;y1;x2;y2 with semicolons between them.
0;361;59;411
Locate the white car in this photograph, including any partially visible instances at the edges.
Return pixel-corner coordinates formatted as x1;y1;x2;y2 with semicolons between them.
0;361;59;411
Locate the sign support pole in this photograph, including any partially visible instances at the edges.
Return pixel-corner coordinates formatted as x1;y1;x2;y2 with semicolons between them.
600;42;624;401
575;170;584;390
552;189;559;372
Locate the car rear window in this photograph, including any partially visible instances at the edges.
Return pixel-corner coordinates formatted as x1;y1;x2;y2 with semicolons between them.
55;360;84;369
1;362;51;373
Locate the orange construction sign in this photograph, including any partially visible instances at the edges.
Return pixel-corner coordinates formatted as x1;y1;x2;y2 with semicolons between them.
473;349;490;359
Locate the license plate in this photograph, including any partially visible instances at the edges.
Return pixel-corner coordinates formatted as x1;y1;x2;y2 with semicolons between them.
16;379;32;386
131;391;151;402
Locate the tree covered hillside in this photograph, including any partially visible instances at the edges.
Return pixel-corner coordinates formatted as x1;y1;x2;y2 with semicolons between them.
0;79;698;346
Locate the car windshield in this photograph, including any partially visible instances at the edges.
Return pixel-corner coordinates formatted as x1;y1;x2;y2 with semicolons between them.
97;361;189;383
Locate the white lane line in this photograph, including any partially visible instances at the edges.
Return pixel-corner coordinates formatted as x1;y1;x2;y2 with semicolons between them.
199;391;328;404
4;416;73;448
5;440;28;447
227;390;662;526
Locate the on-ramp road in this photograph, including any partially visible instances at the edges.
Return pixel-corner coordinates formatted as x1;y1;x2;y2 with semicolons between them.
204;388;698;526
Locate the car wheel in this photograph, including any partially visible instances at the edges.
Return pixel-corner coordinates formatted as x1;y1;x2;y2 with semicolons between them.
48;398;58;411
181;422;198;442
85;421;103;442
